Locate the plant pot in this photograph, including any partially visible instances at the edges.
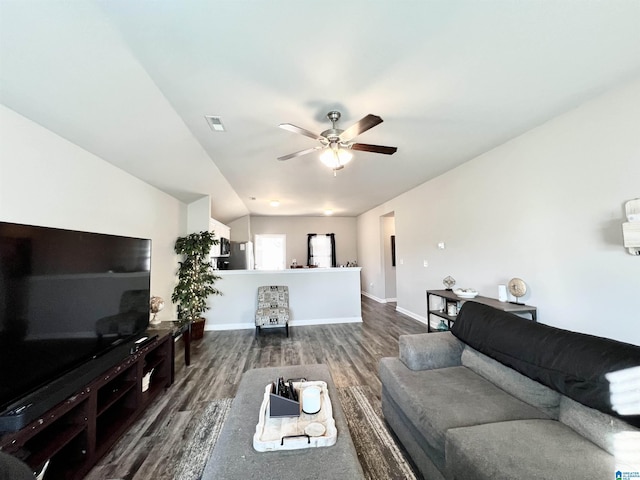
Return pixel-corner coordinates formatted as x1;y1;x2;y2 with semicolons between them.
191;317;206;340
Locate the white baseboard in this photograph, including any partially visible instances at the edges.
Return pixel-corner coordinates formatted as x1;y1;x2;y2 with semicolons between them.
291;317;362;326
361;291;387;303
361;293;426;326
207;323;254;331
395;306;428;325
206;316;362;331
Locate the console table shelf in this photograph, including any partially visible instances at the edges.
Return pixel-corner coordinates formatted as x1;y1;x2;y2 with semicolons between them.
0;329;174;479
426;289;537;332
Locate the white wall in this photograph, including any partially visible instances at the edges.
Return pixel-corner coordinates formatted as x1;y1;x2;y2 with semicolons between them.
0;105;186;320
250;216;357;267
228;215;251;242
358;78;640;345
187;196;210;233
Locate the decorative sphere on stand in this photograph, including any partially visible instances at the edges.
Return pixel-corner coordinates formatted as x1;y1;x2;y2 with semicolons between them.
443;276;456;291
149;296;165;326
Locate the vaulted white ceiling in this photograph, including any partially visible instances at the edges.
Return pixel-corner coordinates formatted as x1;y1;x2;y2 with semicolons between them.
2;1;639;223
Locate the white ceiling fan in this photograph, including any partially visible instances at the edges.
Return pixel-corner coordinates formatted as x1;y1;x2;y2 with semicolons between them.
278;111;397;173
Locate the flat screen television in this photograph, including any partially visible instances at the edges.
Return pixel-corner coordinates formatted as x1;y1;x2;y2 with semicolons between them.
0;221;151;432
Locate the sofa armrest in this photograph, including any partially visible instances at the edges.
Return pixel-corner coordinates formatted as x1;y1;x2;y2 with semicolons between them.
399;332;464;371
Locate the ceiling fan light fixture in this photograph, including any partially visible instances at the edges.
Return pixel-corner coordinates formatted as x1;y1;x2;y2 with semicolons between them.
319;148;353;169
277;111;396;172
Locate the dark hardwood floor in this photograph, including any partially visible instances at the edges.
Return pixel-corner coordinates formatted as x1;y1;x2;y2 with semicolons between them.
87;296;427;479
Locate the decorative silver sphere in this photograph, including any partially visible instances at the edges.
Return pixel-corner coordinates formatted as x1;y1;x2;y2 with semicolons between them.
443;276;456;290
149;296;165;325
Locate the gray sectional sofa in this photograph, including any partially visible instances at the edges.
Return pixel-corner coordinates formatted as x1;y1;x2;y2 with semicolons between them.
380;302;640;480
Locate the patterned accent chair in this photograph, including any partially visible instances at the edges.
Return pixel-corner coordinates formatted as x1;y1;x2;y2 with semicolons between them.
255;285;290;336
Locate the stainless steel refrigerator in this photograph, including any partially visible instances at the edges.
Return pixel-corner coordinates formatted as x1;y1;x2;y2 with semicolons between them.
228;241;254;270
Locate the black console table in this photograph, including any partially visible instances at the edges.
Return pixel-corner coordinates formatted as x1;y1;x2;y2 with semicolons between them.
426;289;537;333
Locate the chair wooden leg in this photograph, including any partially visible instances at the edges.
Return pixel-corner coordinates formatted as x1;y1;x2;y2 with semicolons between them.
286;323;289;337
255;326;260;337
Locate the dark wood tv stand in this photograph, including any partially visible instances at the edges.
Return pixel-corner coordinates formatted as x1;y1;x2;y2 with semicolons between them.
0;329;174;479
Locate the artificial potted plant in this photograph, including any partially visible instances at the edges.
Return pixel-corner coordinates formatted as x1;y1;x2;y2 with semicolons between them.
171;231;222;340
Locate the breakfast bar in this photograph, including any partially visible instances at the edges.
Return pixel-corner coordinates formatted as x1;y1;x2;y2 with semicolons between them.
206;267;362;330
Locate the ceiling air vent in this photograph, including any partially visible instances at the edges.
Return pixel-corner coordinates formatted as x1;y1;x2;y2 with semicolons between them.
205;115;226;132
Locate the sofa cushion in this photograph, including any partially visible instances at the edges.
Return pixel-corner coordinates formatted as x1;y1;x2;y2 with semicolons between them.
559;394;640;456
399;332;464;371
381;387;446;480
461;346;561;418
379;358;550;472
451;302;640;426
445;419;615;480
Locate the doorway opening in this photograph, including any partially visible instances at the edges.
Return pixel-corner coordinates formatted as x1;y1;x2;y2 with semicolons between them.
380;212;396;303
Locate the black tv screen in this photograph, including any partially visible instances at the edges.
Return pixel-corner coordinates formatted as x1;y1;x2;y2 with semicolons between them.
0;221;151;418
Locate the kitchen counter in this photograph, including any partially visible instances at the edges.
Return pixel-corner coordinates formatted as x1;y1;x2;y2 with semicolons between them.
214;266;360;274
206;267;362;330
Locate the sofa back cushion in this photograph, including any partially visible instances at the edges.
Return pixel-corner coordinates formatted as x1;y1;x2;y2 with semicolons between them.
461;346;561;418
451;302;640;427
559;395;639;456
399;332;464;371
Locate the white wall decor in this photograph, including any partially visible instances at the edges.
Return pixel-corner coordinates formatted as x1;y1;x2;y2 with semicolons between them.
622;198;640;255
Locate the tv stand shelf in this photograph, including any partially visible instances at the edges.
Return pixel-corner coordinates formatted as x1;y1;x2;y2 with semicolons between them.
0;330;174;479
97;379;137;417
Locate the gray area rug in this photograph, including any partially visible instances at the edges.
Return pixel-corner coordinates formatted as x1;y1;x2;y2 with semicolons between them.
173;398;233;480
177;387;418;480
337;386;419;480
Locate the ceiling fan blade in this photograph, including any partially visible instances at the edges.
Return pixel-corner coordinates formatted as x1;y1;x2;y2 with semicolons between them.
279;123;322;140
351;143;398;155
340;114;383;141
277;146;322;161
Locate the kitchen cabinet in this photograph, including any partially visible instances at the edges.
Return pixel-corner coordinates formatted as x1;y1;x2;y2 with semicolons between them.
209;218;230;241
